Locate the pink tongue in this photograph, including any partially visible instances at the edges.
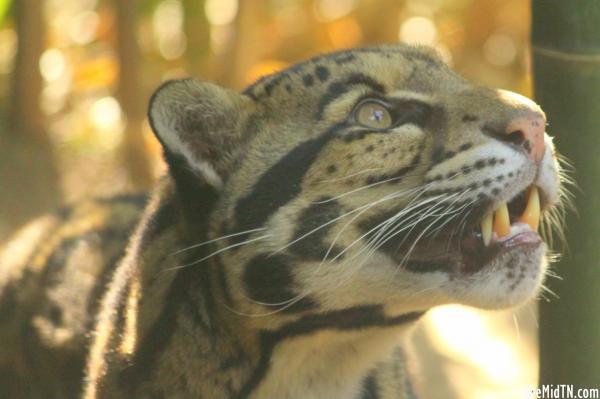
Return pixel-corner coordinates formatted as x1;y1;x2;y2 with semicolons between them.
501;230;541;248
493;222;534;244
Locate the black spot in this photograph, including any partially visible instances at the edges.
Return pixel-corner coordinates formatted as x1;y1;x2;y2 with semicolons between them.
496;175;505;182
366;144;375;152
474;159;487;169
458;143;473;152
461;165;472;174
508;172;514;177
483;179;492;187
431;146;445;164
326;164;337;174
488;158;498;166
333;53;356;65
315;65;330;82
264;72;290;96
405;259;451;273
285;84;293;93
462;114;479;122
523;140;532;153
446;171;457;180
289;198;342;261
492;188;501;195
243;254;317;313
444;150;456;160
302;74;314;87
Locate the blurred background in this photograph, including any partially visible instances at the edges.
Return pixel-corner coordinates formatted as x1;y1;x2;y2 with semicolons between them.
0;1;556;398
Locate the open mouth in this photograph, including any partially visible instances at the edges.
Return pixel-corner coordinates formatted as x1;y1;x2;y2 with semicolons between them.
459;186;543;273
395;185;545;274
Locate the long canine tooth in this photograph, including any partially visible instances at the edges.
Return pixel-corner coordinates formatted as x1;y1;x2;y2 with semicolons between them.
519;186;540;231
493;202;511;238
481;212;493;246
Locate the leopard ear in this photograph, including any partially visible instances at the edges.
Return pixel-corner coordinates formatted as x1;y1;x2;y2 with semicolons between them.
148;78;253;190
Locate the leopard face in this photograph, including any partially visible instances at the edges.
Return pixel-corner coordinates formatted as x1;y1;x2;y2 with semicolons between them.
149;44;563;325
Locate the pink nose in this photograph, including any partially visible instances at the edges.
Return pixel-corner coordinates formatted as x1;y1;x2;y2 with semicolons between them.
505;114;546;163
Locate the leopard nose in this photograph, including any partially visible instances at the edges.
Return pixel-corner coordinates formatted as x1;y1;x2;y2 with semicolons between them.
504;113;546;163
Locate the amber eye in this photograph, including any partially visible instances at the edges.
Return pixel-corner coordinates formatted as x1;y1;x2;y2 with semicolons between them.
354;100;392;129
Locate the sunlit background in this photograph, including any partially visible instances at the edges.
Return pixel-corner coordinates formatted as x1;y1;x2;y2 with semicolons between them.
0;1;541;398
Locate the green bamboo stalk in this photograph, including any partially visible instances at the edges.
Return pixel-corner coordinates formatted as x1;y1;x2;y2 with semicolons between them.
532;0;600;386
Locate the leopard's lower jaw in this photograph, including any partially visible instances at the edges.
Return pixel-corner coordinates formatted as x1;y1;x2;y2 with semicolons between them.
447;240;547;309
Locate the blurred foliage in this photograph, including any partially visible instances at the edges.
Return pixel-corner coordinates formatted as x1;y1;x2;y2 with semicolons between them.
0;1;540;398
0;0;11;25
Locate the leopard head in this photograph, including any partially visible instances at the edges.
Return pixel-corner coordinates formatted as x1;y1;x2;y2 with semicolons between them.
148;44;563;326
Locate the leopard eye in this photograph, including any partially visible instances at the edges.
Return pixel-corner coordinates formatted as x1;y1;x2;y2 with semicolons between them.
354;100;392;130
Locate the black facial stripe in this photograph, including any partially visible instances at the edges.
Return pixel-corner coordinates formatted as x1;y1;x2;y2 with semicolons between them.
404;259;452;273
317;74;386;120
243;254;317;313
236;306;424;399
288;198;342;261
232;123;345;243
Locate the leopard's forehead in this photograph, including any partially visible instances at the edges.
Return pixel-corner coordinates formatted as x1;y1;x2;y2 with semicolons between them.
243;44;467;108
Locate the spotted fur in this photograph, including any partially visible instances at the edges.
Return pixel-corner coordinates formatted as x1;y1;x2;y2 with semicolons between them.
0;44;563;398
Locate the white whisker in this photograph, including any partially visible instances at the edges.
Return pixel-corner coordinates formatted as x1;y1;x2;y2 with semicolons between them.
169;227;267;255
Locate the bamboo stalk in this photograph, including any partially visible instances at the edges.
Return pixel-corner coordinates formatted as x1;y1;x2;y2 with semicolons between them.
532;0;600;386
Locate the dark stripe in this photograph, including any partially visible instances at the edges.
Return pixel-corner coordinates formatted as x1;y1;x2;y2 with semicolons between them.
232;123;346;243
117;190;218;391
138;199;179;249
404;259;452;273
288;198;342;261
361;372;380;399
235;306;423;399
243;254;317;313
317;74;386;119
118;266;205;392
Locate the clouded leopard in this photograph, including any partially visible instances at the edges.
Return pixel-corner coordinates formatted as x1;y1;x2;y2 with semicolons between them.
0;44;564;398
